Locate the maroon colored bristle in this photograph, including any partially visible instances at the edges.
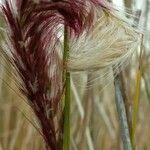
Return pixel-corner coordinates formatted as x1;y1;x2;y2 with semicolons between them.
1;0;101;149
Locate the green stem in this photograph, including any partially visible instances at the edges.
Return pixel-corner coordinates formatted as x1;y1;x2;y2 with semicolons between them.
63;26;71;150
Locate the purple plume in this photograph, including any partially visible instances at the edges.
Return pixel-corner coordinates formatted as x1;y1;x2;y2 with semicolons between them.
1;0;102;149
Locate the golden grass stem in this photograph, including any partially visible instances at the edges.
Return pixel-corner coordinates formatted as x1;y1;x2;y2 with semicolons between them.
131;34;144;149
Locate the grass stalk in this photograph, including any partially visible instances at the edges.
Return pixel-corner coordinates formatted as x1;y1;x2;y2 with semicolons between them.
63;26;71;150
131;35;143;149
114;75;132;150
131;68;141;149
143;74;150;102
71;77;94;150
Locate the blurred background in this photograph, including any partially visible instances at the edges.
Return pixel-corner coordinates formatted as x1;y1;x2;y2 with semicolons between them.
0;0;150;150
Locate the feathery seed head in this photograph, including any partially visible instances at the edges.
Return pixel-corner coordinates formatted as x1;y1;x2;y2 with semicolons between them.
68;6;142;74
1;0;103;149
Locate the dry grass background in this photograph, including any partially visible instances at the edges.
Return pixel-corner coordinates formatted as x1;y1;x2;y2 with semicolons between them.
0;0;150;150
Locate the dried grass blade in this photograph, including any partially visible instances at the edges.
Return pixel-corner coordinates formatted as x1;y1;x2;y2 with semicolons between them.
131;35;144;149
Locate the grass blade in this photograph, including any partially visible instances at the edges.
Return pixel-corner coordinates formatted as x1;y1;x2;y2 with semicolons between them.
131;35;143;149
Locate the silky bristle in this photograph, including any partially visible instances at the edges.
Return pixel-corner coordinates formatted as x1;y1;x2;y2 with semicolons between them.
68;8;141;73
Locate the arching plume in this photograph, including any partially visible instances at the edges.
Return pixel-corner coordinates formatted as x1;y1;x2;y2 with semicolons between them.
1;0;102;149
